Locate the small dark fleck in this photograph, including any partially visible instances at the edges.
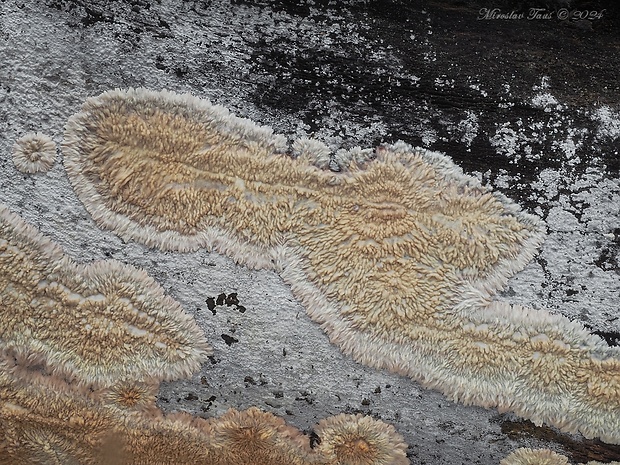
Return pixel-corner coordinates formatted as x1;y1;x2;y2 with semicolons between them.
225;293;239;306
385;384;391;388
206;395;217;402
309;431;321;448
206;297;216;312
295;391;314;405
361;398;370;406
221;334;239;346
200;376;209;385
216;293;226;306
282;347;287;356
273;390;284;398
185;393;199;401
285;409;293;415
237;305;247;313
207;356;218;365
244;376;256;385
374;386;381;394
566;289;579;296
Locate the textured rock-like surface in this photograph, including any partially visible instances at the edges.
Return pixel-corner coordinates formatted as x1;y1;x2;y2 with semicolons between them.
0;202;211;386
0;368;409;465
62;88;620;443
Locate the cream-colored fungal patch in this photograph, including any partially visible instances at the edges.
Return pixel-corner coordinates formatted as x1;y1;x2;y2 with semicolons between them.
62;88;620;443
0;202;211;387
500;448;620;465
500;448;570;465
314;413;409;465
0;370;409;465
12;132;57;173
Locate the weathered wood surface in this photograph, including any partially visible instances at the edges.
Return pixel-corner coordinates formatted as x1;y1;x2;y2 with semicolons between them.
0;0;619;463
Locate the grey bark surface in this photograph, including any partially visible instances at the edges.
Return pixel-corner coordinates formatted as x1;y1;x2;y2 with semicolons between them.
0;0;619;463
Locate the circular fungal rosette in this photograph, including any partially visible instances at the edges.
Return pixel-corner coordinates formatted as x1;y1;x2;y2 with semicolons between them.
12;132;57;174
95;380;159;415
500;448;570;465
314;413;409;465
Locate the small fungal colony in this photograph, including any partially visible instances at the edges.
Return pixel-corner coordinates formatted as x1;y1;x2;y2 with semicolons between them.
12;132;57;173
0;203;210;387
500;448;620;465
60;88;620;444
0;203;409;464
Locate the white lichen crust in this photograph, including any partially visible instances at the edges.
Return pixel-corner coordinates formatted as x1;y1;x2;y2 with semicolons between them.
0;202;211;387
62;88;620;443
12;132;57;173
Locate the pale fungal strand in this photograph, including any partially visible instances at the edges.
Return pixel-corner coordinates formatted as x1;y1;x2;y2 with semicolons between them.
0;369;409;465
500;448;569;465
0;202;211;387
12;132;57;173
62;88;620;443
500;448;620;465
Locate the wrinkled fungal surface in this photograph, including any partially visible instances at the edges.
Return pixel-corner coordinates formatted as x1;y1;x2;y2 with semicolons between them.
63;88;620;443
0;202;211;387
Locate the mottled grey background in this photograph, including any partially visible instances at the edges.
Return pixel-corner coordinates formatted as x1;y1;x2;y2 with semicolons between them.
0;0;619;463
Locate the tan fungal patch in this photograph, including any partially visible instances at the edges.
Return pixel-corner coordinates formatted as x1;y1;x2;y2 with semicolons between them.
0;202;211;387
0;370;121;465
0;369;409;465
499;448;620;465
500;448;570;465
12;132;57;174
96;381;159;415
314;413;409;465
62;88;620;443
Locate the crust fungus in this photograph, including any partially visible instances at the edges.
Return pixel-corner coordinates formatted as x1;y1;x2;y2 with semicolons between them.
0;202;211;387
12;132;57;174
0;369;123;465
314;413;409;465
500;448;620;465
96;380;159;415
61;88;620;443
0;366;409;465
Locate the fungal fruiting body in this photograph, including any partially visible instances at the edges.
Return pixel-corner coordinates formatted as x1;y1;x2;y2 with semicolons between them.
12;132;57;173
0;204;407;465
500;448;620;465
0;367;409;465
62;88;620;443
0;202;211;387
